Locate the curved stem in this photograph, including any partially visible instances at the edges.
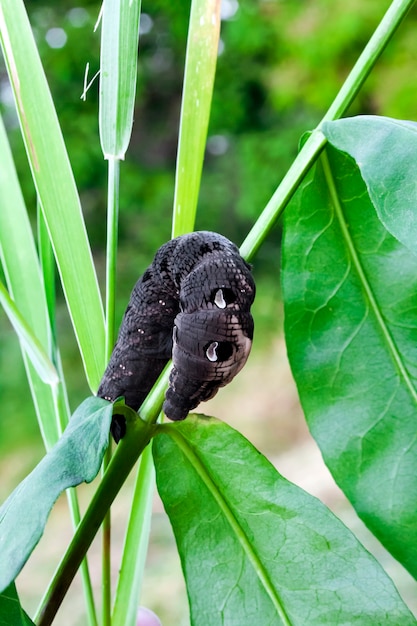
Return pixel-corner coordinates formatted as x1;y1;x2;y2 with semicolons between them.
35;419;155;626
240;0;415;262
239;130;326;261
34;370;169;626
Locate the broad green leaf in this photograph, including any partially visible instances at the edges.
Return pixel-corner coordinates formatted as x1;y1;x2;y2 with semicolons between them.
322;116;417;255
0;0;105;391
0;583;34;626
0;281;58;385
153;415;415;626
99;0;141;159
282;147;417;579
172;0;221;237
0;397;112;593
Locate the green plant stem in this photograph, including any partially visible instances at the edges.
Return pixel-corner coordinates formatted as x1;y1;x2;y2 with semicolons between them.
240;0;415;262
239;130;326;260
105;157;120;362
101;155;120;626
101;459;112;626
35;420;154;626
111;445;155;626
34;368;170;626
38;208;99;626
322;0;414;123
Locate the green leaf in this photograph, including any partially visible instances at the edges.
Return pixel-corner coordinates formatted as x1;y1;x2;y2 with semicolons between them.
99;0;141;159
322;116;417;255
0;397;113;593
0;114;62;448
0;0;105;392
282;146;417;579
172;0;221;237
0;280;58;385
0;583;34;626
153;415;415;626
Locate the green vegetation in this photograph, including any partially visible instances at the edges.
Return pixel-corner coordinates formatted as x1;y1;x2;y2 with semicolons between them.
1;0;417;624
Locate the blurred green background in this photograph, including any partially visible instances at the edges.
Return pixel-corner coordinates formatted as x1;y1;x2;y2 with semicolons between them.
1;1;417;622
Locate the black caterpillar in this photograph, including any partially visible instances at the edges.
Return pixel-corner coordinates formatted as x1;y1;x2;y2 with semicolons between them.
97;231;255;438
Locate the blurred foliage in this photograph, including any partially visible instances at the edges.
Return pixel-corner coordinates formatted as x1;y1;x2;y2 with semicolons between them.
1;0;417;452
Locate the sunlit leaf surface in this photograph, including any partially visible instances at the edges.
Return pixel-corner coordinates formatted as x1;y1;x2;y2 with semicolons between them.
323;116;417;255
282;143;417;578
153;415;415;625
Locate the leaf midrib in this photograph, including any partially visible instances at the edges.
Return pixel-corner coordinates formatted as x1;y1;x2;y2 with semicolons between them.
163;426;292;626
321;151;417;406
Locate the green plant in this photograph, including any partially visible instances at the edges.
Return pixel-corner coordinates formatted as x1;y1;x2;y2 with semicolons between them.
1;0;417;624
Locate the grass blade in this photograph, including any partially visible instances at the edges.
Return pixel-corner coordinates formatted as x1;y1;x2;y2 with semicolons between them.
0;0;105;392
0;114;60;448
0;281;58;385
172;0;221;237
99;0;142;159
111;445;154;626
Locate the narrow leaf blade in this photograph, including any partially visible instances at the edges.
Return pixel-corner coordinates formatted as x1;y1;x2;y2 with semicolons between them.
99;0;141;159
0;0;105;391
0;281;58;385
0;114;61;447
172;0;221;236
0;397;113;592
153;415;415;625
282;148;417;578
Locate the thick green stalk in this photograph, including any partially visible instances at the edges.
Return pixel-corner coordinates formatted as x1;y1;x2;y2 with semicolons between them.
34;369;170;626
35;420;154;626
240;0;415;261
99;0;142;617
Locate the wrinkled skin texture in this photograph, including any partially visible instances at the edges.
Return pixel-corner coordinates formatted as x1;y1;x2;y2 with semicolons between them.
97;231;255;435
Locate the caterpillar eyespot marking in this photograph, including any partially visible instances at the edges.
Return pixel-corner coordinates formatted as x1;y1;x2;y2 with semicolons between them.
97;231;255;440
